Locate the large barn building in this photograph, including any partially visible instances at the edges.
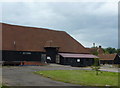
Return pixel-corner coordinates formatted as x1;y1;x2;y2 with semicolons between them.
0;23;98;66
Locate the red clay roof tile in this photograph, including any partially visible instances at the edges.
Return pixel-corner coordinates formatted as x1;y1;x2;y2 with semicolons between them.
98;54;117;60
1;23;90;54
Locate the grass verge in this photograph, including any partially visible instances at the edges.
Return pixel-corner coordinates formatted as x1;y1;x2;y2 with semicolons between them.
0;85;9;88
35;70;119;86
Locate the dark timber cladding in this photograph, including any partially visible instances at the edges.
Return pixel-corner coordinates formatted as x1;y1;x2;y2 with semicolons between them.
1;22;98;66
59;53;98;66
98;54;120;64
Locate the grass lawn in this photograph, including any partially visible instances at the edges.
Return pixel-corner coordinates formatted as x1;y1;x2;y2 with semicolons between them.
0;84;9;88
1;86;7;88
35;70;119;86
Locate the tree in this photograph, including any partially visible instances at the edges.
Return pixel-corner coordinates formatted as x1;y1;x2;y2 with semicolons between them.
103;48;109;54
91;58;100;75
92;51;98;56
104;47;117;54
117;49;120;54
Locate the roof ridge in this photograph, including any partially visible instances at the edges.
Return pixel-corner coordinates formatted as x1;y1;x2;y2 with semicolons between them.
0;22;64;32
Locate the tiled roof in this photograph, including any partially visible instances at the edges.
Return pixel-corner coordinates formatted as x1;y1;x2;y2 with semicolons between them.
1;23;90;54
59;53;99;58
86;47;104;54
98;54;117;60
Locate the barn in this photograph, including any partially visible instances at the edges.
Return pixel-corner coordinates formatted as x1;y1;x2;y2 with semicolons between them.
0;23;98;66
98;54;120;65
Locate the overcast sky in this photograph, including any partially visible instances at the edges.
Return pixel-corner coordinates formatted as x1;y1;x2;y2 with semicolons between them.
1;1;118;48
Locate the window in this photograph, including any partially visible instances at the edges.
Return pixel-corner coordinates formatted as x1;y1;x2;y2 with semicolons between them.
56;55;60;63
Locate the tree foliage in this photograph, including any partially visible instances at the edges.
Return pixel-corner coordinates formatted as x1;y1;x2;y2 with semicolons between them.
91;58;100;75
92;51;98;55
103;47;120;54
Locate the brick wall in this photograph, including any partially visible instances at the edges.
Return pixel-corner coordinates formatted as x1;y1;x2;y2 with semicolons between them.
22;61;47;66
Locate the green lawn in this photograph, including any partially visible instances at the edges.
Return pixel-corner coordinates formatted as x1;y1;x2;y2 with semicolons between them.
0;83;9;88
0;85;9;88
35;70;119;86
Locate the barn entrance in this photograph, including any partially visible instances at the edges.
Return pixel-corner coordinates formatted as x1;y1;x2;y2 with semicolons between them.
44;47;59;63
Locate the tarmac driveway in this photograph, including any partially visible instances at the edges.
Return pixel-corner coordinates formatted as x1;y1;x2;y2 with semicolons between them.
2;64;119;87
2;65;81;86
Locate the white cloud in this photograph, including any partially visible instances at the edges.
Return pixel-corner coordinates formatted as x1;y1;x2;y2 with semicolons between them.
1;2;118;48
0;0;119;2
